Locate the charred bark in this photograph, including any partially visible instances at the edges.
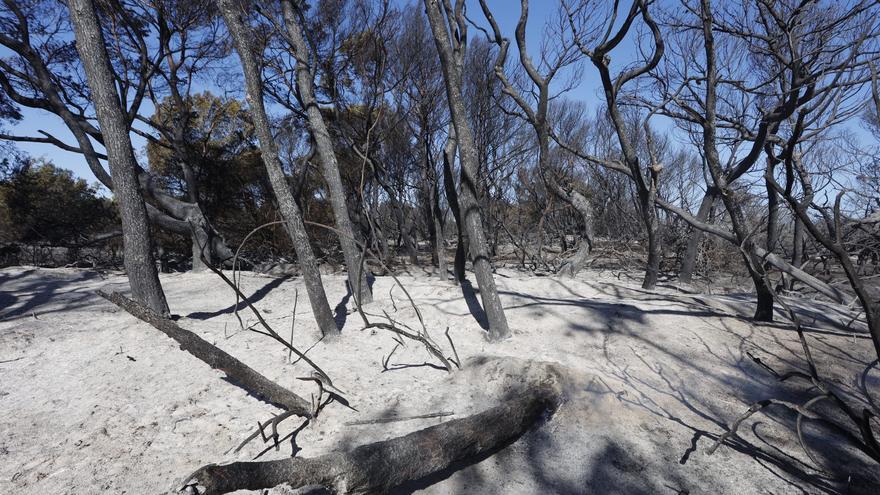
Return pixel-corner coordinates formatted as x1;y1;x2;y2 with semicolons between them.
442;131;467;285
548;180;594;277
68;0;168;315
423;133;448;280
679;190;716;284
218;0;338;337
281;0;373;304
183;382;561;494
425;0;510;340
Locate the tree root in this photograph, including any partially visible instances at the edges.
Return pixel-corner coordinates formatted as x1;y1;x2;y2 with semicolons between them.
182;381;562;494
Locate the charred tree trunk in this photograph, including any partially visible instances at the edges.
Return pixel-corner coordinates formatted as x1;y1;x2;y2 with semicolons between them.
218;0;338;337
765;160;780;253
184;382;561;495
641;145;665;290
642;208;661;290
583;0;665;292
699;0;774;321
442;130;467;285
568;190;595;276
638;162;662;290
679;190;716;284
281;0;373;304
433;192;448;280
373;168;418;266
401;206;420;266
426;136;448;280
708;169;775;321
68;0;168;315
547;179;594;277
425;0;510;340
419;128;447;279
99;291;313;416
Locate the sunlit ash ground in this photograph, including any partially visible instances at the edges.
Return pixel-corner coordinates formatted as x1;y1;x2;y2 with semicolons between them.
0;266;878;494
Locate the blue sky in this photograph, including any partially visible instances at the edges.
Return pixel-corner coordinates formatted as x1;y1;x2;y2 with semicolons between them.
3;0;614;190
3;0;871;194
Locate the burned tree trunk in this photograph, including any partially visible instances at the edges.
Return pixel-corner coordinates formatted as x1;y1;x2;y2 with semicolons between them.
442;130;467;285
99;291;313;416
425;0;510;340
679;190;716;284
639;142;663;290
698;0;775;321
548;179;594;277
433;196;448;280
67;0;168;315
429;149;449;280
218;0;338;337
281;0;373;304
184;382;561;494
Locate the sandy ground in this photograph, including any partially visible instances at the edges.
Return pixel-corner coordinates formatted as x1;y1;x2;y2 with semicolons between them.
0;265;878;494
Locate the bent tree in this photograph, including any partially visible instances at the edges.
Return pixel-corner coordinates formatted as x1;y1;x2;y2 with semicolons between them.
67;0;168;314
423;0;510;340
218;0;338;337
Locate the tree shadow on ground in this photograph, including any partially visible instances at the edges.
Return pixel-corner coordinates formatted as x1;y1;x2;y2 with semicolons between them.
0;269;100;320
335;286;352;329
186;275;291;320
460;280;489;330
587;314;880;495
334;274;379;330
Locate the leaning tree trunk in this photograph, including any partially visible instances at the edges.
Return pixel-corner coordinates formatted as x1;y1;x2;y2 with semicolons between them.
67;0;168;315
184;381;561;495
679;190;716;284
218;0;338;337
425;0;510;340
99;291;313;416
281;0;372;304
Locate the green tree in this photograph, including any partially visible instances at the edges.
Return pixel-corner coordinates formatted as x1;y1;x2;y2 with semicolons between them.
0;157;117;246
